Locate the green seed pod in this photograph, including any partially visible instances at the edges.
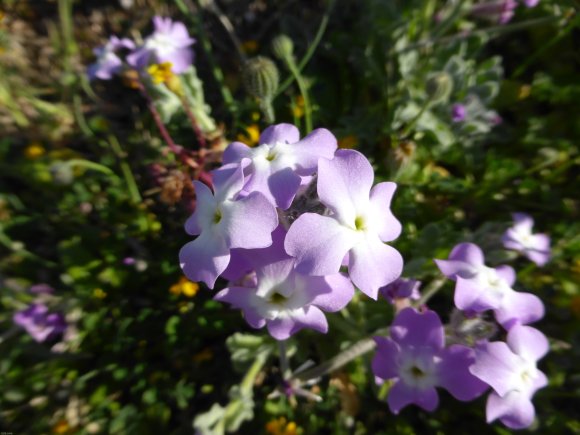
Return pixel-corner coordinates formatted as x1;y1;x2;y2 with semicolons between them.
271;34;294;61
425;72;453;104
242;56;280;102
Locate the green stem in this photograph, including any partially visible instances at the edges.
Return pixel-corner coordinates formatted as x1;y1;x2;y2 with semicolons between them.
415;277;447;307
105;135;142;204
275;0;335;97
278;340;291;380
400;100;431;138
285;57;313;132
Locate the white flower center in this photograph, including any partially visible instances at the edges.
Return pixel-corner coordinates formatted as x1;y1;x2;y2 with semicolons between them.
399;351;438;389
476;266;511;300
145;33;177;56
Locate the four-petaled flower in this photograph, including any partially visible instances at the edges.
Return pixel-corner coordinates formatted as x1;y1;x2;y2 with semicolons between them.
470;324;549;429
435;242;544;329
223;123;337;209
372;308;487;414
285;149;403;299
128;16;195;73
502;213;551;266
179;165;278;288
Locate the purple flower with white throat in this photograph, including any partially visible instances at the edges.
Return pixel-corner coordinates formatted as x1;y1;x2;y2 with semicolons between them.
215;229;354;340
372;308;487;414
13;304;67;343
179;165;278;288
285;149;403;299
88;36;135;81
502;213;550;266
470;324;549;429
435;243;544;329
222;124;337;209
128;16;195;73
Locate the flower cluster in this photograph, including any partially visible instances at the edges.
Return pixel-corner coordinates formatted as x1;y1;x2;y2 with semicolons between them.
13;303;66;343
88;16;195;80
180;123;404;339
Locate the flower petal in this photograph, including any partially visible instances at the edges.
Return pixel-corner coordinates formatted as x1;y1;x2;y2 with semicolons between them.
285;214;356;276
267;167;302;209
437;345;488;401
260;123;300;145
454;276;498;312
349;237;403;299
185;181;216;235
486;391;536;429
369;182;402;242
267;306;327;340
222;141;253;165
317;149;374;224
434;259;477;280
390;308;445;350
494;265;516;286
387;382;439;414
179;232;230;288
494;291;545;330
305;273;355;312
290;128;337;175
372;336;400;381
470;341;521;397
506;324;549;362
449;243;485;266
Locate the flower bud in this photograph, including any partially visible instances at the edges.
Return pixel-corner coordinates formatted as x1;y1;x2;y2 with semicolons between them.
271;34;294;61
425;72;453;104
242;56;279;102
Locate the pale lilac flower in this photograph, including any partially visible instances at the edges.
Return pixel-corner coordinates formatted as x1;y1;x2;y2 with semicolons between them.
285;149;403;299
523;0;539;7
179;165;278;288
372;308;487;414
470;0;518;24
29;283;55;294
379;278;421;304
435;243;544;329
128;16;195;74
215;229;354;340
502;213;551;266
13;304;67;343
222;124;337;209
470;325;549;429
123;257;136;266
451;103;467;122
88;36;135;80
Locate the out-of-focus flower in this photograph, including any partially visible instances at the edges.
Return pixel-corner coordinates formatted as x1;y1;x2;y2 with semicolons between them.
13;304;67;342
292;95;304;119
502;213;551;266
379;277;421;304
147;61;175;84
52;419;71;434
30;283;55;294
451;103;467;122
170;276;199;297
24;142;45;159
216;228;354;340
93;288;107;299
470;0;518;24
128;16;195;74
522;0;539;7
372;308;487;414
241;39;259;55
179;165;278;288
435;243;544;329
223;123;337;209
286;149;403;299
88;36;135;81
338;135;358;149
236;124;261;147
470;325;548;429
265;417;300;435
123;257;136;266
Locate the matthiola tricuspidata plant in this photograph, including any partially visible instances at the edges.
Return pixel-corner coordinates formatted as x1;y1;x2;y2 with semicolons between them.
180;123;551;430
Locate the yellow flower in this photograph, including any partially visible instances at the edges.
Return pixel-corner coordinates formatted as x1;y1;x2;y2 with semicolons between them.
93;288;107;299
237;124;261;147
52;419;70;434
170;276;199;298
291;95;305;119
147;62;175;85
242;40;259;55
338;135;358;149
518;85;531;100
265;417;300;435
24;142;46;159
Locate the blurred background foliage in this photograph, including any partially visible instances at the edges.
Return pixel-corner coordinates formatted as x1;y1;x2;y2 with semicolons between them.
0;0;579;433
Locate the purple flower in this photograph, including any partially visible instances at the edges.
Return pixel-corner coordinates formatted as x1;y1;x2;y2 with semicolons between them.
285;149;403;299
214;228;354;340
372;308;487;414
379;278;421;304
29;283;55;295
179;165;278;288
127;16;195;74
502;213;551;266
123;257;136;266
13;304;67;343
451;103;467;122
470;0;518;24
222;124;337;209
435;243;544;329
523;0;539;7
470;324;549;429
88;36;135;81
